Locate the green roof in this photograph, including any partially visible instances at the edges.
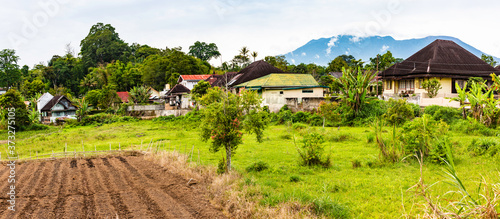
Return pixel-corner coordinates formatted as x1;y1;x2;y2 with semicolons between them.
234;74;321;88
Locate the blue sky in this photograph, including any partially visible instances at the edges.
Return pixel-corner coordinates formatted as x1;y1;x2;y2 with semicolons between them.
1;0;499;67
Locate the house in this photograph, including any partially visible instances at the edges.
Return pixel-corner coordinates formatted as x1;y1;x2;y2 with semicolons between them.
381;39;500;100
178;75;212;90
116;92;130;103
164;84;192;109
206;72;238;88
234;73;326;112
40;95;77;124
228;60;284;88
37;92;54;114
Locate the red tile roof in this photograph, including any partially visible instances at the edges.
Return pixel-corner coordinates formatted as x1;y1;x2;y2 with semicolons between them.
117;92;130;103
179;75;212;81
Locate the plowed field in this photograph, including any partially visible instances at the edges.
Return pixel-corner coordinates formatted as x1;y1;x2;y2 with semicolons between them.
0;155;225;218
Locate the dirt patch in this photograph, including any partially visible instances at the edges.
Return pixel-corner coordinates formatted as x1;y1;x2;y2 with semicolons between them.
0;155;226;218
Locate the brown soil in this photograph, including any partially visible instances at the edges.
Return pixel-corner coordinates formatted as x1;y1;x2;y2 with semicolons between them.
0;155;226;218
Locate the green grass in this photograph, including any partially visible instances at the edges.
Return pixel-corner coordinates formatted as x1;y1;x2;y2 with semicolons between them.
2;120;499;217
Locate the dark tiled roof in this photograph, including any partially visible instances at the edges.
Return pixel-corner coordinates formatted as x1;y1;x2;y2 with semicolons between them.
381;39;500;80
166;84;190;96
229;60;284;86
495;65;500;70
208;72;238;87
41;96;76;111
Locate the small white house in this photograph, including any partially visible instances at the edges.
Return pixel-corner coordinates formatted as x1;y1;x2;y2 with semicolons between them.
178;75;212;90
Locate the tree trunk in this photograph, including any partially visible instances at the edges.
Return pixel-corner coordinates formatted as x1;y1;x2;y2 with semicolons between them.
225;143;231;173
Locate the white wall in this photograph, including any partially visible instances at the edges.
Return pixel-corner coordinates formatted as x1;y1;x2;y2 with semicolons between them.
37;92;54;113
262;87;324;112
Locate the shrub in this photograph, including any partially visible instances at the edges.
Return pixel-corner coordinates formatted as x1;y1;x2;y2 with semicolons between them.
352;160;362;168
451;119;499;136
409;103;422;117
432;107;461;124
366;132;375;143
292;123;308;131
422;78;442;98
400;114;451;163
289;175;300;182
308;114;324;126
277;110;292;124
423;105;442;116
246;161;269;172
217;158;226;175
318;101;340;126
328;133;354;142
292;111;311;123
385;98;414;126
297;133;331;167
312;196;350;219
467;138;498;156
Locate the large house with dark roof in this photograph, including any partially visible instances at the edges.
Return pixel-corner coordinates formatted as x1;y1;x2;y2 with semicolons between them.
381;39;500;99
39;94;77;124
228;60;284;88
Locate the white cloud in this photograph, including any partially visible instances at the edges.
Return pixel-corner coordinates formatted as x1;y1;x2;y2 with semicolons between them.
326;36;338;55
301;52;306;56
349;36;362;43
315;54;320;59
380;45;390;53
291;59;295;64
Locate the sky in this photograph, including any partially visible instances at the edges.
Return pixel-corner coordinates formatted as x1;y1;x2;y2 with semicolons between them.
1;0;500;68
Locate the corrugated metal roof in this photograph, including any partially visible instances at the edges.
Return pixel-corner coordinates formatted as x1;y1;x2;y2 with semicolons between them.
234;74;320;88
116;92;129;103
179;75;212;81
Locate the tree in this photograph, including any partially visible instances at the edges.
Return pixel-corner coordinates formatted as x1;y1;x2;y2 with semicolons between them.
385;98;414;126
251;51;258;62
44;53;85;95
200;87;267;173
368;51;398;70
332;67;376;118
422;78;442;98
190;80;211;102
326;56;348;72
0;49;22;88
290;63;308;74
21;79;45;97
264;55;288;72
73;98;89;122
188;41;221;62
0;89;31;130
129;86;150;104
80;23;129;71
481;54;497;67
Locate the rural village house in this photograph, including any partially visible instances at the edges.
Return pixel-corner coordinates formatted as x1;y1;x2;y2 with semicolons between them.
116;91;130;103
164;83;192;109
38;93;77;124
235;73;327;112
381;39;500;107
178;75;212;90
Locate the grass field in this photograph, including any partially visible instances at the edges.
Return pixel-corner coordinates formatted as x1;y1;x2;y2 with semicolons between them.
2;120;499;218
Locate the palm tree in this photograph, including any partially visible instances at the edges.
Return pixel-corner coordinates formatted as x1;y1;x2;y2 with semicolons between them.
251;51;258;62
74;98;89;122
239;46;250;59
129;86;150;104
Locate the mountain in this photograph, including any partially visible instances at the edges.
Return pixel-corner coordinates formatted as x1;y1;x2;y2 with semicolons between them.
283;35;500;66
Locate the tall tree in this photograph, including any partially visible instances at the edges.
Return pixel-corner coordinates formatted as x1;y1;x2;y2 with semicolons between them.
264;55;289;72
251;51;258;62
368;51;398;70
325;56;348;72
188;41;221;62
80;23;129;71
0;49;21;88
481;54;498;67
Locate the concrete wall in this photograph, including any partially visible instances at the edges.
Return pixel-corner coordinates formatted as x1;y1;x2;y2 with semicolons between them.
286;97;334;113
262;87;324;112
127;104;165;111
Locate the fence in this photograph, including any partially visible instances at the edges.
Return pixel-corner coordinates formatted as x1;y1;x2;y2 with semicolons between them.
0;140;202;164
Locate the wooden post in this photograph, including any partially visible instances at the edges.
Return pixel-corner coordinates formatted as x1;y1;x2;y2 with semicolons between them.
36;151;38;159
190;145;194;163
65;143;67;159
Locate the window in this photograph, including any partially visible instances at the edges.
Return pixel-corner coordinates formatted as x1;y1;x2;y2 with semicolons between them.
302;90;313;93
456;80;465;89
279;91;284;94
386;80;392;89
398;79;414;90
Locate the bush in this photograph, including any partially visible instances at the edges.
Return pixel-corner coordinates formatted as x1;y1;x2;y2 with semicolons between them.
451;119;499;136
385;98;414;126
246;161;269;172
293;111;311;123
217;158;226;175
467;138;499;156
277;110;292;124
409;103;422;117
312;196;350;219
423;105;442;116
366;132;375;143
400;114;451;163
352;160;362;168
297;133;331;167
308;114;324;126
318;101;340;126
432;107;461;124
292;123;308;131
289;175;300;182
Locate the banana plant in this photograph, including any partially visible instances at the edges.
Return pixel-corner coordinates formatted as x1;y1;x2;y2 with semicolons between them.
448;82;468;119
467;81;492;122
333;67;376;117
